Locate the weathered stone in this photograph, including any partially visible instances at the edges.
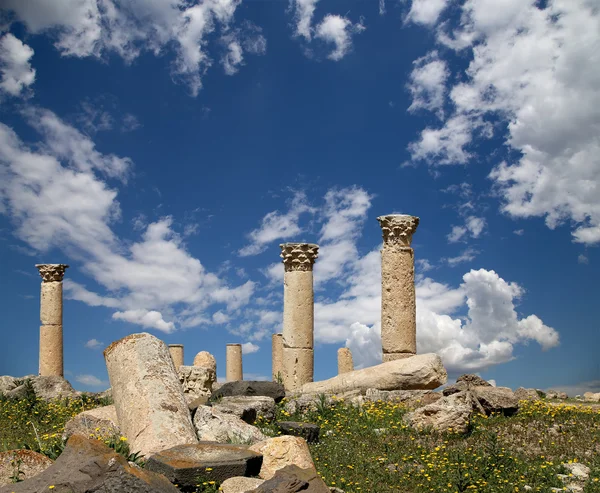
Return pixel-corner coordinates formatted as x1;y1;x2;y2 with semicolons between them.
472;386;519;416
178;365;215;397
272;334;284;382
337;348;353;375
276;422;320;444
547;389;569;399
187;394;210;413
456;374;491;387
283;394;334;415
283;348;314;392
210;381;286;403
514;387;541;401
249;436;315;480
194;406;267;445
378;215;419;359
563;462;590;480
300;353;447;395
0;376;16;394
146;443;263;486
227;344;244;382
365;389;442;408
193;351;217;373
583;391;600;402
168;344;184;368
212;396;276;424
104;333;198;457
31;376;79;401
404;391;476;434
221;476;266;493
249;465;329;493
63;404;120;441
0;435;179;493
0;450;53;486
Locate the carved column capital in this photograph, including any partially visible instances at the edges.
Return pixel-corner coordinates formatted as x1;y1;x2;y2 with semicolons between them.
35;264;69;282
377;215;419;247
280;243;319;272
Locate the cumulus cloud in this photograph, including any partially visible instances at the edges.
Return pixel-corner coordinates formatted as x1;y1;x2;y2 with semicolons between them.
0;108;255;333
84;338;103;349
447;216;486;243
407;51;448;118
0;34;36;98
2;0;266;96
242;342;260;354
406;0;450;26
407;0;600;244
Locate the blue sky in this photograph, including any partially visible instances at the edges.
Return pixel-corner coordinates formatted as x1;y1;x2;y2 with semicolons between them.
0;0;598;395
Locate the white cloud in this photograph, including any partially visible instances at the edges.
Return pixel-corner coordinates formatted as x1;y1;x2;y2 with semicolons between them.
379;0;386;16
447;216;486;243
445;247;479;266
212;311;230;324
242;342;260;354
578;254;589;265
238;191;315;257
0;108;256;333
315;15;365;61
406;0;450;26
2;0;266;96
513;229;524;236
0;34;36;98
75;374;107;387
408;0;600;244
291;0;319;40
84;338;103;349
113;309;175;333
407;51;448;118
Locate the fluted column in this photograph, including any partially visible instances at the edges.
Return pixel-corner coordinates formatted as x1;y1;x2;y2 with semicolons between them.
272;333;283;382
337;347;354;374
226;343;243;382
36;264;69;376
168;344;184;368
280;243;319;390
377;214;419;362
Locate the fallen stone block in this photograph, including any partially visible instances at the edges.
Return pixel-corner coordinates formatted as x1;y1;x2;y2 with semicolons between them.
212;396;276;424
365;389;441;408
583;392;600;402
249;465;330;493
472;386;519;416
249;436;315;480
300;353;447;395
104;333;198;457
0;435;179;493
146;443;263;487
276;422;320;444
194;406;267;444
514;387;541;401
62;404;120;441
210;381;286;403
0;450;53;486
221;476;266;493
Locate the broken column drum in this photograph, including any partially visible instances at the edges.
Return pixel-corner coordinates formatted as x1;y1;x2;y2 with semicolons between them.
377;214;419;362
337;347;354;374
193;351;217;374
169;344;184;368
36;264;69;377
226;343;243;382
272;333;284;382
280;243;319;390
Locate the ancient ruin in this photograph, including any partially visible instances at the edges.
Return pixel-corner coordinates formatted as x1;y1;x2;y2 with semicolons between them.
226;343;243;382
280;243;319;391
377;214;419;362
35;264;69;377
168;344;184;368
193;351;217;373
337;347;354;374
272;333;283;382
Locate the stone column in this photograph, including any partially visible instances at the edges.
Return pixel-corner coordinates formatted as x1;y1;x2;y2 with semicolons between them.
168;344;184;368
35;264;69;377
272;333;284;382
226;343;243;382
193;351;217;374
337;347;354;374
280;243;319;391
377;214;419;362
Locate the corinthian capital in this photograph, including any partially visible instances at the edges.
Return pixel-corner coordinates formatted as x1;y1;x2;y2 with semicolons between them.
35;264;69;282
280;243;319;272
377;214;419;247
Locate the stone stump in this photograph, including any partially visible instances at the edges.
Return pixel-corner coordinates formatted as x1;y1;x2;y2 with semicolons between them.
226;343;243;382
337;347;354;374
272;333;283;382
168;344;184;368
193;351;217;374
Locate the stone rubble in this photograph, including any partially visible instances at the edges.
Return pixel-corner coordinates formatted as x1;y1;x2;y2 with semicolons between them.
193;405;267;444
249;436;315;480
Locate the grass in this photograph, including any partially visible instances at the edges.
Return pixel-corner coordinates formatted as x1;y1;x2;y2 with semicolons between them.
1;386;599;492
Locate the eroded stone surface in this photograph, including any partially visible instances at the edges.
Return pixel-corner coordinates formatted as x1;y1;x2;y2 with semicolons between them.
168;344;184;368
404;391;476;434
104;332;198;457
178;365;215;397
249;436;315;480
300;353;447;395
365;389;441;408
227;344;243;382
337;348;353;375
272;334;284;382
472;386;519;416
63;404;120;441
584;392;600;402
276;422;320;444
515;387;541;401
194;351;217;373
0;450;53;486
194;406;266;445
249;464;329;493
146;443;263;486
212;396;276;424
221;476;265;493
283;348;314;392
210;381;286;403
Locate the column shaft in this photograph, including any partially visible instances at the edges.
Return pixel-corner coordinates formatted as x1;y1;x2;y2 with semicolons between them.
169;344;184;368
337;347;354;374
226;344;243;382
272;333;284;382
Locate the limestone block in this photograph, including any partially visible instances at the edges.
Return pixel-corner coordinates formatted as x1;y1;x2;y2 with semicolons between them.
404;391;474;434
381;245;416;355
337;348;354;374
249;436;315;480
514;387;541;401
209;381;286;403
272;334;284;382
211;396;276;424
63;405;120;441
276;422;320;444
282;348;313;391
0;450;53;486
104;333;198;457
193;406;267;445
168;344;184;368
178;365;215;396
39;325;63;377
300;353;447;395
221;476;265;493
193;351;217;373
382;352;414;363
40;282;62;326
365;389;441;408
282;271;314;349
472;386;519;416
584;391;600;402
227;344;243;382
